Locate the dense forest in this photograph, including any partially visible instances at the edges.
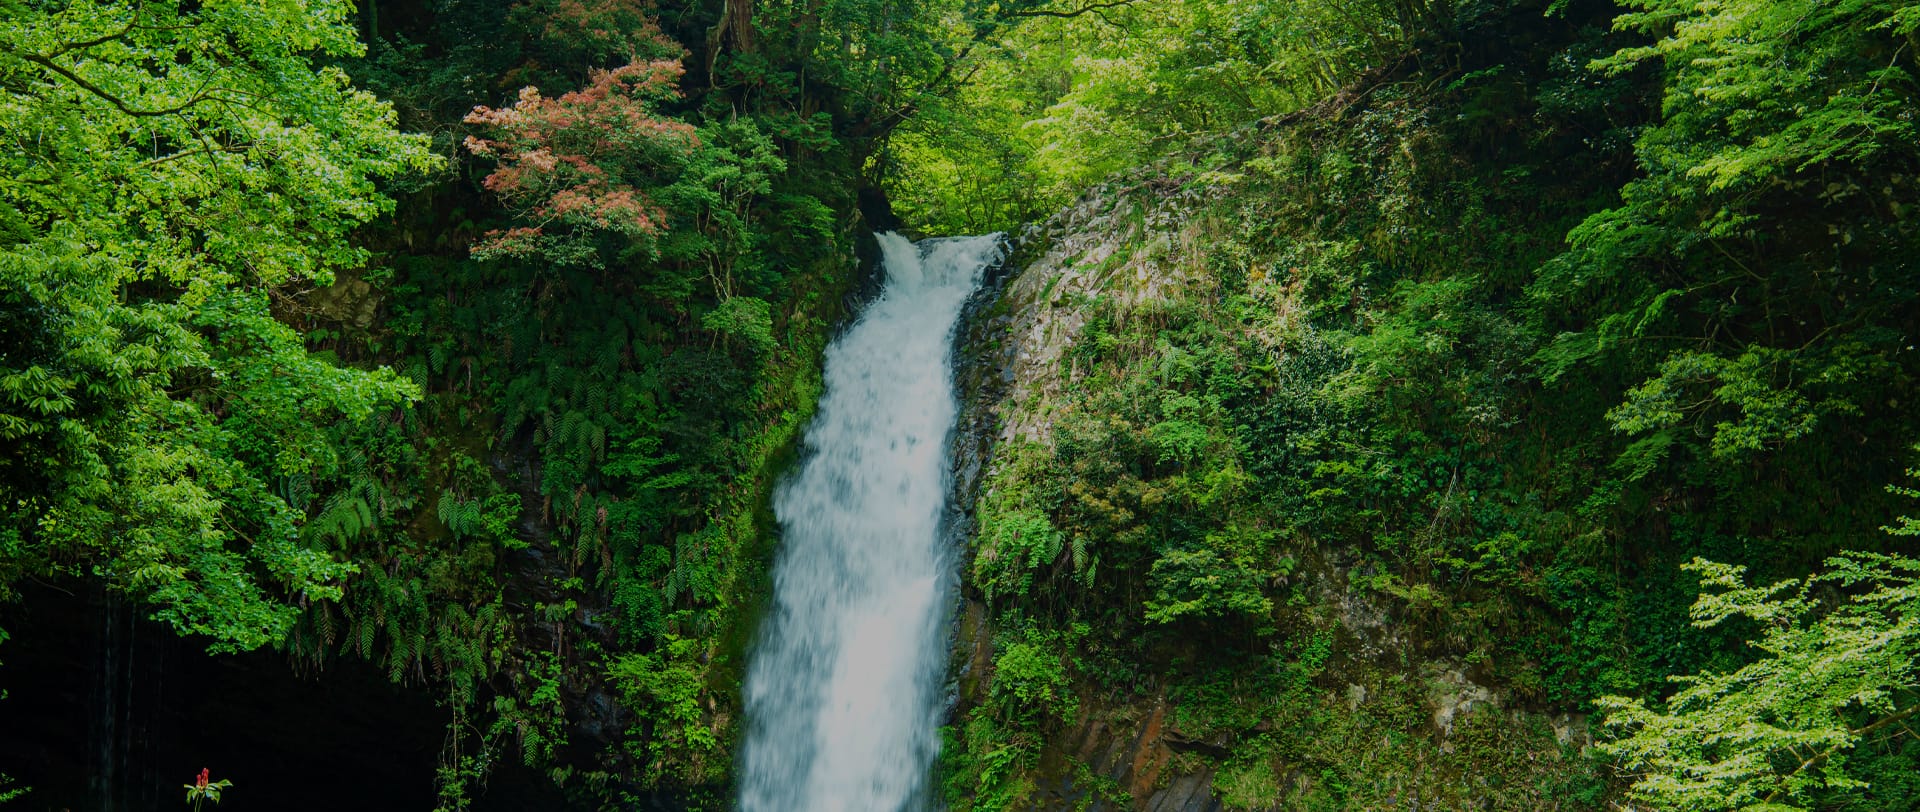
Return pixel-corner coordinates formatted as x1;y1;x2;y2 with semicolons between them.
0;0;1916;809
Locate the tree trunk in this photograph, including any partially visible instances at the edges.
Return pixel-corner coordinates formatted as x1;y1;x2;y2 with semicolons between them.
706;0;757;84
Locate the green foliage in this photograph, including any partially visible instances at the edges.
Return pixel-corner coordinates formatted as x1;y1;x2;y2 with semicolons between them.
490;649;570;768
182;769;232;811
701;296;778;356
887;0;1426;233
992;626;1080;727
0;771;24;805
1607;343;1891;461
437;490;526;550
0;0;434;650
940;713;1040;811
1595;0;1917;198
294;0;884;797
944;623;1093;811
945;0;1919;801
609;634;724;784
974;456;1068;604
3;0;1913;805
0;0;932;806
1143;547;1275;625
1546;0;1920;477
1599;475;1920;810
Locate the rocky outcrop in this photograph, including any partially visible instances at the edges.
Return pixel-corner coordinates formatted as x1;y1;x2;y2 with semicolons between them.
945;165;1602;810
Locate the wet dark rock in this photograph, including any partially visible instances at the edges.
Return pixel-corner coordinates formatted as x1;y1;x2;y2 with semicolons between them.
1146;773;1224;812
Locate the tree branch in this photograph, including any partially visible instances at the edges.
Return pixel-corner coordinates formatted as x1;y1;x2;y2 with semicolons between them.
1007;0;1142;19
1761;704;1920;805
139;143;247;169
45;22;137;58
2;46;215;119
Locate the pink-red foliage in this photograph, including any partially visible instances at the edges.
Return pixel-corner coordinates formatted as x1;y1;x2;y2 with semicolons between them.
472;226;545;260
534;0;676;58
464;60;696;251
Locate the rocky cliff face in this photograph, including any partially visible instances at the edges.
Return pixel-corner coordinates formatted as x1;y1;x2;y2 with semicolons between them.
944;138;1607;810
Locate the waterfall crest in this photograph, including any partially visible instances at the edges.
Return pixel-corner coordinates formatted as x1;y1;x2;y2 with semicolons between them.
737;232;1003;811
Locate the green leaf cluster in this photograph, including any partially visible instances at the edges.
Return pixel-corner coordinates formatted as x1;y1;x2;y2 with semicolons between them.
0;0;434;649
1600;546;1920;809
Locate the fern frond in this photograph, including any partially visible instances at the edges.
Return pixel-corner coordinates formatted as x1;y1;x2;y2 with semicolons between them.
588;380;610;415
318;602;336;647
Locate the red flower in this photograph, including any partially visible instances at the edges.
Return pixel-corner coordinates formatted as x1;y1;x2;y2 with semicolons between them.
196;768;209;789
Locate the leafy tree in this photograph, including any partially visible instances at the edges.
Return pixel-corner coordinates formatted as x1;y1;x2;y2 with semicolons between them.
0;0;435;649
885;0;1420;233
516;0;675;64
1599;471;1920;809
1541;0;1920;472
463;58;699;263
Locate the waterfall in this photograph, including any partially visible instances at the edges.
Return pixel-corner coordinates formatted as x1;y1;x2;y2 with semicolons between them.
737;232;1003;811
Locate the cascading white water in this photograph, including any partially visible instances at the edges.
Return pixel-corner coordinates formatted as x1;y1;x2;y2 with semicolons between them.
737;232;1003;811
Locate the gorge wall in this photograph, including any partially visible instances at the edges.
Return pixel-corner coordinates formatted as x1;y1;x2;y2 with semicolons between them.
934;0;1920;801
944;142;1608;810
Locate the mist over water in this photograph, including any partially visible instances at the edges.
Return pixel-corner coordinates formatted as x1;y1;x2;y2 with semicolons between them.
737;233;1003;811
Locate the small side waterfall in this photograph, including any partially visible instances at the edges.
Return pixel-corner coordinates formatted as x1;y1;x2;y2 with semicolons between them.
737;233;1003;811
87;593;162;812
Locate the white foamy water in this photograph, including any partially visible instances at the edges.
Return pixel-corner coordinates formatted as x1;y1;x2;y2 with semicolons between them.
737;233;1003;811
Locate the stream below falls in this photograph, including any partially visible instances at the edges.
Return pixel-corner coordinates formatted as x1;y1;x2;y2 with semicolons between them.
736;232;1004;811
